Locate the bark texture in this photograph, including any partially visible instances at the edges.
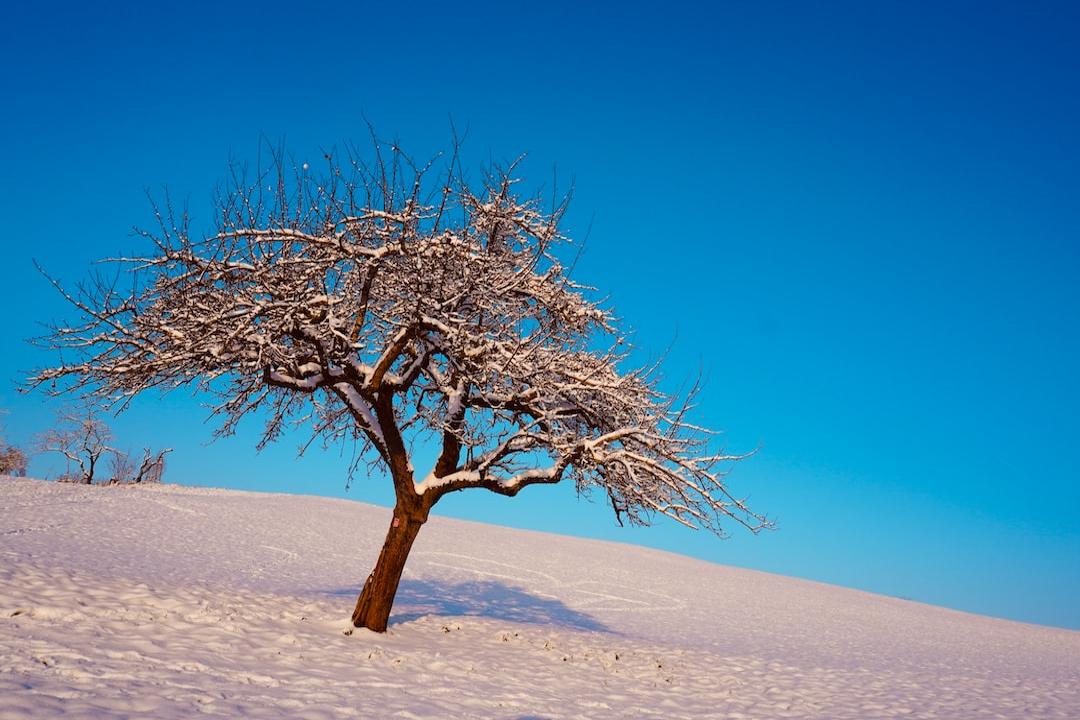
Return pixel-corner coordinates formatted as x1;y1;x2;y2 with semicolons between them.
351;507;427;632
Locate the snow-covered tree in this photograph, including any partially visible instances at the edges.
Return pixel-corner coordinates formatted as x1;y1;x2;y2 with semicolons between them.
36;404;115;484
32;141;771;632
108;447;171;484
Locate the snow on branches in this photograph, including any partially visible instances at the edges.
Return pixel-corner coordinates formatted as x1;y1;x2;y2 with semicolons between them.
32;142;770;538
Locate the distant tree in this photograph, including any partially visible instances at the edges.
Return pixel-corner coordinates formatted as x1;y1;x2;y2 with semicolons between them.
37;404;115;484
31;139;771;632
107;448;136;484
133;447;170;484
0;446;28;477
34;404;170;485
0;411;28;477
107;447;170;484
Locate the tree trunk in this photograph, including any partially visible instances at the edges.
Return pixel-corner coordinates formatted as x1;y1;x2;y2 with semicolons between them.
351;508;426;632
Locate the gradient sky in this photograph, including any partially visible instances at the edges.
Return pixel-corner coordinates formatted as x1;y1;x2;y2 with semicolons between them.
2;1;1078;630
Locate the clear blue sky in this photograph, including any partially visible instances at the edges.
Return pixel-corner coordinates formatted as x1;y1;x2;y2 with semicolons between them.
2;1;1078;630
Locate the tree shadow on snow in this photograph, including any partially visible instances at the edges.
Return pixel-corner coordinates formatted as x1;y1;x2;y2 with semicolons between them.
328;579;610;632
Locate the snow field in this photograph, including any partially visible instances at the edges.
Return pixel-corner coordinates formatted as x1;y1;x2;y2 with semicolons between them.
1;478;1077;718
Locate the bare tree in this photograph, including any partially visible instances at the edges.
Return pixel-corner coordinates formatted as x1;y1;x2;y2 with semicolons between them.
133;447;170;483
107;449;136;484
107;447;170;484
0;411;28;477
0;447;28;476
31;139;771;632
37;404;115;484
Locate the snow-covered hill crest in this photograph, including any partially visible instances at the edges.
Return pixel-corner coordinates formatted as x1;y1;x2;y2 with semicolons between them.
1;478;1076;718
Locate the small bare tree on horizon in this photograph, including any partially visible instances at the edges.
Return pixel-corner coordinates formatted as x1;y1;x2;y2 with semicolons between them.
36;404;115;484
30;137;771;633
34;403;170;485
0;411;28;477
109;447;171;484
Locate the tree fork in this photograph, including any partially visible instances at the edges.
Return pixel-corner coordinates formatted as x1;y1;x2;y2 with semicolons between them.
350;503;429;632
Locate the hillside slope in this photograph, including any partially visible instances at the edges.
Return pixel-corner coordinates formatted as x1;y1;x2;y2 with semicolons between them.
1;478;1076;718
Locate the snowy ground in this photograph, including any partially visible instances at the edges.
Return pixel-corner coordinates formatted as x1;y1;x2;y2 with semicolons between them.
0;478;1076;719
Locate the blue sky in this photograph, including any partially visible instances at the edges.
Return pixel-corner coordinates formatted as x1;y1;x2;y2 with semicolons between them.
2;1;1078;630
